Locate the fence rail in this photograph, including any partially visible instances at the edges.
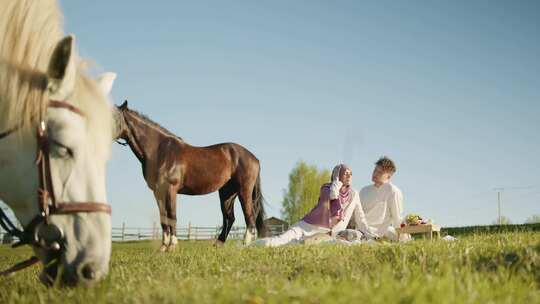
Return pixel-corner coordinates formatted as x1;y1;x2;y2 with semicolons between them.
0;222;288;243
110;222;288;242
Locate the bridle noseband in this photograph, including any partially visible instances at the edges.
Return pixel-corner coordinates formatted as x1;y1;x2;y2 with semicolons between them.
0;100;112;276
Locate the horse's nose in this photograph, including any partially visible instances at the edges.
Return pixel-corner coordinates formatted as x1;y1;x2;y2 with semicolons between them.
77;262;105;284
79;263;96;281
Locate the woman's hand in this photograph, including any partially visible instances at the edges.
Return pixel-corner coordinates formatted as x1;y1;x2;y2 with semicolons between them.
329;164;344;199
331;165;341;182
332;164;347;189
329;179;343;199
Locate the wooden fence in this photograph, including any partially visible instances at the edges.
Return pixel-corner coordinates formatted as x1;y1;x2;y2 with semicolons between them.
0;222;287;243
110;222;288;242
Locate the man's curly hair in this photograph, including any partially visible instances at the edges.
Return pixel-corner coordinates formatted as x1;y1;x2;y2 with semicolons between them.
375;156;396;174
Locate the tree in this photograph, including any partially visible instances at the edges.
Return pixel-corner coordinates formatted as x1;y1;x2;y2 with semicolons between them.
491;216;512;225
525;214;540;224
281;161;330;224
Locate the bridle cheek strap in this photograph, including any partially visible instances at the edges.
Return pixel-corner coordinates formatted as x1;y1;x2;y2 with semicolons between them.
36;101;112;218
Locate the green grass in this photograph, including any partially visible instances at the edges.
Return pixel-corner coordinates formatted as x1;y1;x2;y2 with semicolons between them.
1;232;539;303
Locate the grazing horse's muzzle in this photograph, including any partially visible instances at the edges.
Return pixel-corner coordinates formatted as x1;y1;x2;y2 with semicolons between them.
34;219;108;287
39;258;103;287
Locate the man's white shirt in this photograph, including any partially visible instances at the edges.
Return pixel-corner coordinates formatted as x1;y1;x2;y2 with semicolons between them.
359;182;404;238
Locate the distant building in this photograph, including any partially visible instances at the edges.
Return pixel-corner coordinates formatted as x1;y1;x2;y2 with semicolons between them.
264;217;289;236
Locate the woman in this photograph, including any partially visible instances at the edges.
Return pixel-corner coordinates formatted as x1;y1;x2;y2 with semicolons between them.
255;164;375;247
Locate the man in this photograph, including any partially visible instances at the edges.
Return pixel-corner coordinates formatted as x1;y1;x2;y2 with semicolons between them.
255;164;374;247
358;156;408;241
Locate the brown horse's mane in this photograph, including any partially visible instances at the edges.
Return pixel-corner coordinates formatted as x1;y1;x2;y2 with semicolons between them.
126;108;183;141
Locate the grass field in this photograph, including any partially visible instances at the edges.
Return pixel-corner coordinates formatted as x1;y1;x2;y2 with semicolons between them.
1;232;539;304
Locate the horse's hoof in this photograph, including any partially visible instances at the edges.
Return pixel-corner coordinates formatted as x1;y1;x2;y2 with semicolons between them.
214;240;225;248
166;244;176;252
158;245;168;252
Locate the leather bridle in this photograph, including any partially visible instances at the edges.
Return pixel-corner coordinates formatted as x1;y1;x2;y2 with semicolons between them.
0;100;112;276
117;109;145;160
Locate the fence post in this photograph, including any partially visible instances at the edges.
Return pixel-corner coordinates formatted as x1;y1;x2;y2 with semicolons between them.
121;222;126;241
187;222;192;240
138;228;141;240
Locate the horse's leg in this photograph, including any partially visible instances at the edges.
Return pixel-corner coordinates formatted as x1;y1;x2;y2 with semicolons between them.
238;180;257;245
216;182;237;246
223;194;237;239
153;186;170;252
165;184;179;252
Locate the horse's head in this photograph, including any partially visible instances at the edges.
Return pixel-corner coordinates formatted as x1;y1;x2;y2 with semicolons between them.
0;35;116;286
113;100;130;141
37;36;117;286
113;100;149;160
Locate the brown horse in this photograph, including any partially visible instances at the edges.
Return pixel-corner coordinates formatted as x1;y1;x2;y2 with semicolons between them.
114;101;267;250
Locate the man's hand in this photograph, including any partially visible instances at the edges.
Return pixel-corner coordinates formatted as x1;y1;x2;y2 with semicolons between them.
362;228;379;241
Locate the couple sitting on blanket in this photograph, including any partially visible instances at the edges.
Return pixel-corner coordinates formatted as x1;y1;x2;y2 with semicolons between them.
256;156;408;247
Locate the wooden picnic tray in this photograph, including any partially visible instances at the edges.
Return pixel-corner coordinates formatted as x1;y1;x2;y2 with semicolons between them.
396;224;441;240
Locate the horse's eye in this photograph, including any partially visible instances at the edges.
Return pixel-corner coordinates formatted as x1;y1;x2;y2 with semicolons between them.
52;142;73;158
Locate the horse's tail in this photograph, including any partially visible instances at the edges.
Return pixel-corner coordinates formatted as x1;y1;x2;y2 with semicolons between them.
253;171;268;237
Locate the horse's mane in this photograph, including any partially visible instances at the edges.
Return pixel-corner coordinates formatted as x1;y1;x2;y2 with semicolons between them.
126;109;183;141
0;0;63;131
0;0;113;149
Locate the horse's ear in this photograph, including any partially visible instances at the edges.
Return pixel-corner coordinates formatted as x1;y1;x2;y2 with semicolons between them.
47;35;77;100
120;100;128;109
97;72;116;96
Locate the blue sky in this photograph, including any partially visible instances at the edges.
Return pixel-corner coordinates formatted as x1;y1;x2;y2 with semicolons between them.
57;0;539;229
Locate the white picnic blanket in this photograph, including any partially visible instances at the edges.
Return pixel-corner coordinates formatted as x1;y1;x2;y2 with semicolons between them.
302;229;376;246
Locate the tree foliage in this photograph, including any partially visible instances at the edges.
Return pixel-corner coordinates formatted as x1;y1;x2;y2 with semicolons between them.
491;216;512;225
525;214;540;224
281;161;330;224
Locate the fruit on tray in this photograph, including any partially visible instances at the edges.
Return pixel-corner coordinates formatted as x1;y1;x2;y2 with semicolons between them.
405;214;423;225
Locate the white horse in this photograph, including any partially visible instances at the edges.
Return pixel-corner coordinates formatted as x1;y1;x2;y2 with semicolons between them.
0;0;116;286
